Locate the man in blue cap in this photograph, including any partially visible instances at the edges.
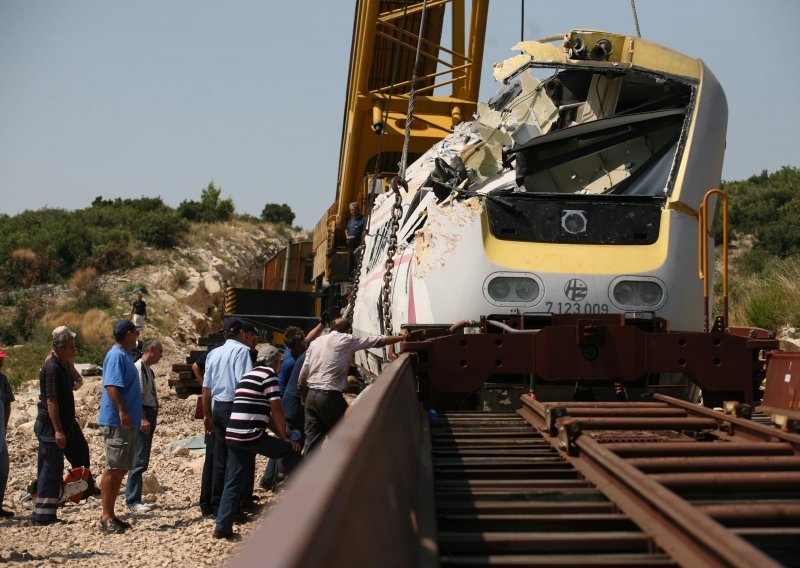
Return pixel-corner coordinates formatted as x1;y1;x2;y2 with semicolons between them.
200;317;257;516
97;319;141;533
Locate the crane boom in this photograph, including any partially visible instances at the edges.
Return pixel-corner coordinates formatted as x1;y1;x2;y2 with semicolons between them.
311;0;489;287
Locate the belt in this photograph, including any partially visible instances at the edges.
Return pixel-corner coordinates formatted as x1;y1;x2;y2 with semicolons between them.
309;388;342;395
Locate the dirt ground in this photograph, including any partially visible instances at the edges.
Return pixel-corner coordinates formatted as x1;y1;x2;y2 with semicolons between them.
1;355;277;567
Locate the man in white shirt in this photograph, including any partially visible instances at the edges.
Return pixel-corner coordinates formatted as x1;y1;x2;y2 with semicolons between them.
298;318;403;454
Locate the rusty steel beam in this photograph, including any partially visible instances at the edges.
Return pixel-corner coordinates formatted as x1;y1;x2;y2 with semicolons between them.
600;441;796;458
696;504;800;526
557;416;718;431
571;435;781;567
233;354;437;567
653;393;800;446
627;455;800;473
651;471;800;492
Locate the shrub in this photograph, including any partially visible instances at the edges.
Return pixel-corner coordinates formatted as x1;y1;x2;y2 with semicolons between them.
138;211;188;248
173;267;188;289
261;203;295;225
178;182;235;223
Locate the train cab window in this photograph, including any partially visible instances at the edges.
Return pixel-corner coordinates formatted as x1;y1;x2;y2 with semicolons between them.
514;108;685;197
493;68;692;198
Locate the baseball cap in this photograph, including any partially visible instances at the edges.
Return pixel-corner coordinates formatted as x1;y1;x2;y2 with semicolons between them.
113;319;138;341
255;344;282;366
52;325;77;339
0;348;7;359
223;317;257;334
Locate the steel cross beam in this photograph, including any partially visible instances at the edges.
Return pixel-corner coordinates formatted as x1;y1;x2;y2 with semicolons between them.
518;395;785;567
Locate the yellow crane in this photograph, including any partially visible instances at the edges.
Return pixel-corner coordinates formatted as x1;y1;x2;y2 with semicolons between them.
311;0;489;287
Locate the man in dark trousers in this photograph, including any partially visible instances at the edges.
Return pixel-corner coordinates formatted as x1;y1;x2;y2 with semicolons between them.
97;319;142;533
201;317;256;516
298;318;404;455
32;326;93;524
0;348;14;517
213;344;301;540
125;338;163;513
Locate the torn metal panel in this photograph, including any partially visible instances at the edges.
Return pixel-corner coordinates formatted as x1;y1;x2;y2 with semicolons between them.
413;197;482;278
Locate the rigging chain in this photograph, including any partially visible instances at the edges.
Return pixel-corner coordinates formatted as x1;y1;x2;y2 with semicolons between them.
381;0;428;334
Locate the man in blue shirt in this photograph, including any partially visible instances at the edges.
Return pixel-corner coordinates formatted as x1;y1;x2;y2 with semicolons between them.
97;319;142;534
200;317;256;515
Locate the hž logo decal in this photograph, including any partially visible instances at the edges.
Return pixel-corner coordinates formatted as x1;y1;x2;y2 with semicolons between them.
564;279;588;301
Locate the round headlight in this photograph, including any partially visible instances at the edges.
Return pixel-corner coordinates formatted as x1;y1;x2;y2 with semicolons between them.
487;278;511;300
613;282;635;305
515;278;539;301
638;282;663;306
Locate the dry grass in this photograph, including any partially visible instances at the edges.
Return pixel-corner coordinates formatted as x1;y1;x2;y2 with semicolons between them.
68;266;98;296
11;248;38;263
45;308;115;347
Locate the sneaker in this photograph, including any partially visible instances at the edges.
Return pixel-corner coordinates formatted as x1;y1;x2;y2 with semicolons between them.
128;503;152;513
99;519;126;534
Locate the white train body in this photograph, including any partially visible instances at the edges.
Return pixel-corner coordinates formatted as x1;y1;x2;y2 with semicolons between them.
351;31;727;379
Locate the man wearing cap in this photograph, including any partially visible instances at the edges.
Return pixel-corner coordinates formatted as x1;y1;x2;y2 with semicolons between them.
97;319;142;533
0;348;14;517
32;326;95;524
125;338;163;513
200;317;256;516
213;344;301;540
298;318;405;455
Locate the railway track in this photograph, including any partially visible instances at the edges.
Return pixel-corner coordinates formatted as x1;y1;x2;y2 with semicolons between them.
239;355;800;567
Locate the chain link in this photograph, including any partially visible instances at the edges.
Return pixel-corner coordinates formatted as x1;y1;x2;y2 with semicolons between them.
344;236;366;320
384;0;427;332
380;177;406;334
398;0;428;181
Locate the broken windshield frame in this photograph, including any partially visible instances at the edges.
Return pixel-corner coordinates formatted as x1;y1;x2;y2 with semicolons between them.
473;64;694;199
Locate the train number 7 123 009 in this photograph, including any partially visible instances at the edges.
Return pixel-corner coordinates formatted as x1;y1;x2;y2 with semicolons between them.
545;302;609;314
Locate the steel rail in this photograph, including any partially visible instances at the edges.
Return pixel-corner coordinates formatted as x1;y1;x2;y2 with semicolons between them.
234;354;437;568
572;435;780;567
653;393;800;446
518;395;784;567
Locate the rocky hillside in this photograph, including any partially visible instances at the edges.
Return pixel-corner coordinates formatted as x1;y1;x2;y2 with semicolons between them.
1;221;297;565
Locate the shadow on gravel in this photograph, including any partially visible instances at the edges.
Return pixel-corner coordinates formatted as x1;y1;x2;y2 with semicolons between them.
6;550;112;563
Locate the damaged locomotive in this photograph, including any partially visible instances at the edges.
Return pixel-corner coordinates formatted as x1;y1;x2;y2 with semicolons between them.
351;30;726;402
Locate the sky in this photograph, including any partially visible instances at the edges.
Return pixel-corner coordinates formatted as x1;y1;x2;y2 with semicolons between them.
1;1;798;229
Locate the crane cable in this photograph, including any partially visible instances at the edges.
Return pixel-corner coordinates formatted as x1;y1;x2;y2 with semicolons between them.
382;0;428;335
630;0;642;38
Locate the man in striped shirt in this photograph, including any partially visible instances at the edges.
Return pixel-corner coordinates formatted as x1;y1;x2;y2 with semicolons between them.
213;344;301;540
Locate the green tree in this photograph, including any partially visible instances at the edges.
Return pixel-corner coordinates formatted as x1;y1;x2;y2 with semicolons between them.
178;181;235;223
261;203;295;225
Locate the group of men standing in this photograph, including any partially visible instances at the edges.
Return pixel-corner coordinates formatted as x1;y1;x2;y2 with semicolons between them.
0;297;405;541
199;314;404;540
0;317;161;533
